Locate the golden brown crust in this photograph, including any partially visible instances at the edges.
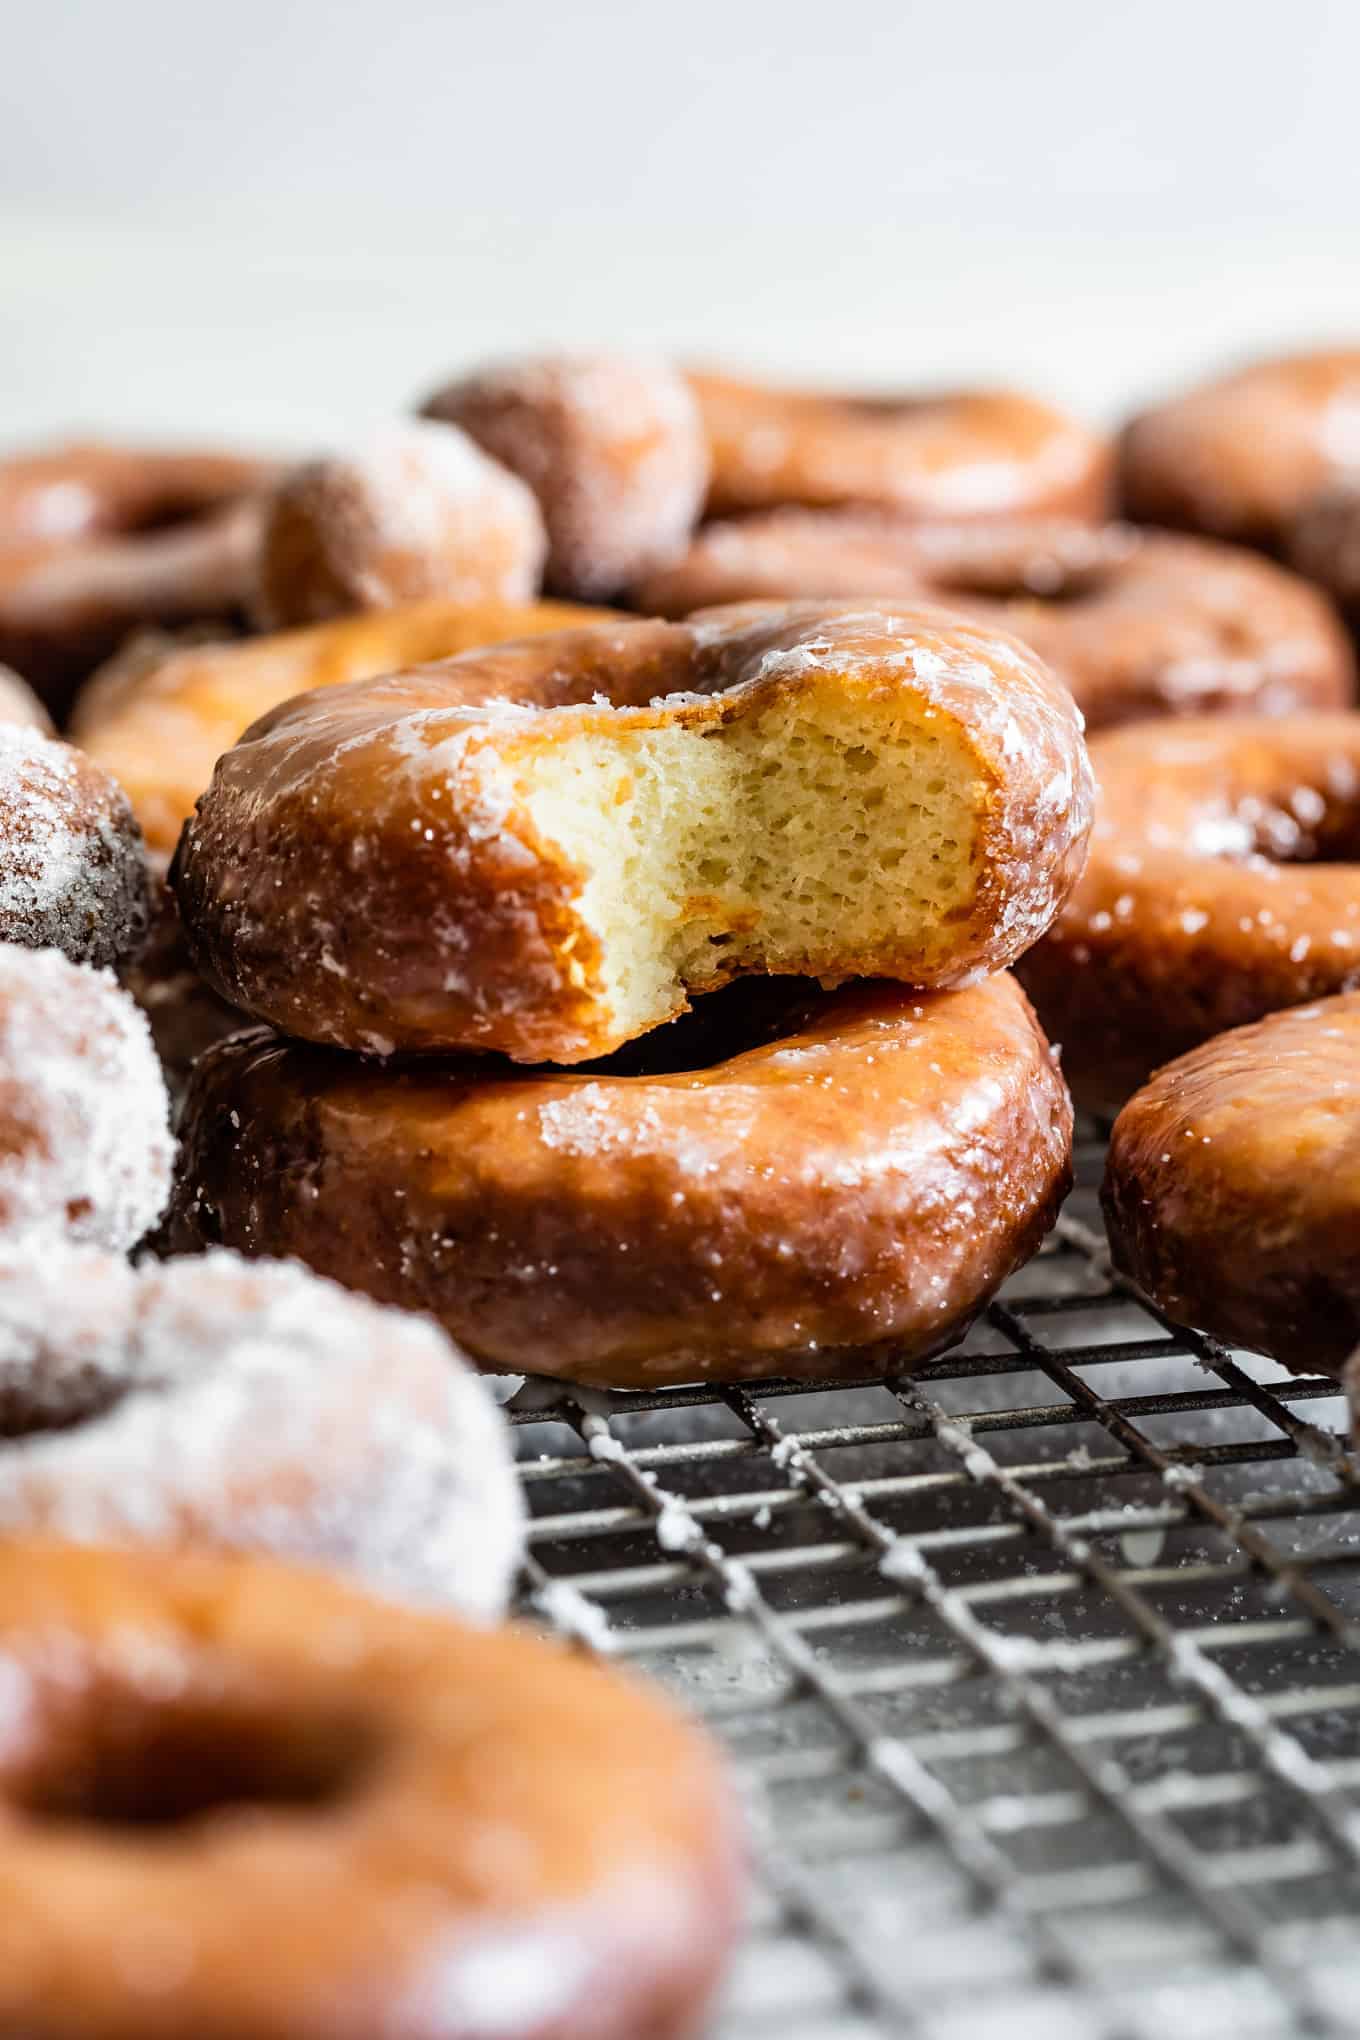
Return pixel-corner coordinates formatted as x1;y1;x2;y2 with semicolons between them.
635;514;1355;730
252;425;548;629
71;596;612;857
0;1538;742;2040
0;500;263;718
689;371;1112;521
0;442;273;551
162;975;1073;1388
1017;714;1360;1115
169;601;1093;1062
422;355;709;600
1118;348;1360;551
1102;994;1360;1374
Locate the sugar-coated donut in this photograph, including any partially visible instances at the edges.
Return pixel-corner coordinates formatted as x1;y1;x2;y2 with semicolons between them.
0;1538;742;2040
421;354;709;600
635;513;1355;730
0;441;271;553
1018;714;1360;1115
0;663;53;733
162;975;1072;1388
1119;348;1360;553
253;423;547;629
171;601;1093;1063
0;943;171;1249
688;370;1111;522
71;596;609;857
0;1245;524;1615
1103;994;1360;1375
0;723;150;967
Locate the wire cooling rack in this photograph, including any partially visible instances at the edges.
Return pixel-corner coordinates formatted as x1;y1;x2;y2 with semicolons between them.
510;1129;1360;2040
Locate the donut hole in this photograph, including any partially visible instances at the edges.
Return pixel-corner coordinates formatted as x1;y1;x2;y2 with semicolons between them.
13;1689;380;1830
525;676;982;1044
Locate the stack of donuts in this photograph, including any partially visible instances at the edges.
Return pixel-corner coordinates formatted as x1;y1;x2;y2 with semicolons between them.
1;339;1359;2036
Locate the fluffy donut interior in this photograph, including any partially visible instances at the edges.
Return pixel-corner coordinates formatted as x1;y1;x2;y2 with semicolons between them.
525;677;982;1041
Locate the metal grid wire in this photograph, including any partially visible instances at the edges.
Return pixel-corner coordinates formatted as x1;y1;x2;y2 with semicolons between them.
509;1128;1360;2040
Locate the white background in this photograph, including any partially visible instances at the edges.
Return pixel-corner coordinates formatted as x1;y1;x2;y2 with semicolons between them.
1;0;1358;446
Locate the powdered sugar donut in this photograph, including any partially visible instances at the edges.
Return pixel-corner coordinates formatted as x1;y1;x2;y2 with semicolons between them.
421;354;709;599
0;943;172;1248
0;1245;524;1616
253;422;547;629
0;723;150;966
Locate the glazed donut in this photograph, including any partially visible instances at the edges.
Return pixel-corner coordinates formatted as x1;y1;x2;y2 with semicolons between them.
171;601;1093;1063
0;440;271;553
0;723;150;967
421;354;709;600
0;1538;741;2040
0;943;171;1249
688;370;1111;522
1119;348;1360;552
162;974;1073;1388
635;513;1355;730
252;423;547;629
0;1245;523;1615
0;663;53;733
1017;714;1360;1116
71;595;610;858
0;496;263;718
1102;994;1360;1375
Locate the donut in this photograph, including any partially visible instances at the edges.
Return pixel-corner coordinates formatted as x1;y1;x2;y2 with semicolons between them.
0;1244;523;1615
0;723;150;967
162;973;1073;1388
0;440;271;553
0;943;171;1249
1102;994;1360;1375
0;1538;741;2040
252;423;547;630
71;595;610;859
1016;714;1360;1116
1118;348;1360;553
1287;481;1360;622
0;663;53;733
635;513;1355;730
420;355;709;600
170;602;1093;1063
0;496;263;718
687;370;1112;522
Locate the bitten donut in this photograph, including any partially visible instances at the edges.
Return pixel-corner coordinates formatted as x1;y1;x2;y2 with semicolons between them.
72;595;609;857
0;1539;741;2040
635;514;1355;730
1017;714;1360;1115
688;370;1111;522
171;602;1093;1063
253;423;547;629
1119;348;1360;553
1103;995;1360;1375
421;354;709;600
0;1245;523;1615
163;975;1073;1388
0;723;150;966
0;943;172;1249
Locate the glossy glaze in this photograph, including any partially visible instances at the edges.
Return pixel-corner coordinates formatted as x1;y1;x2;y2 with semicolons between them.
1018;714;1360;1114
1103;994;1360;1374
0;1539;742;2040
163;975;1073;1388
